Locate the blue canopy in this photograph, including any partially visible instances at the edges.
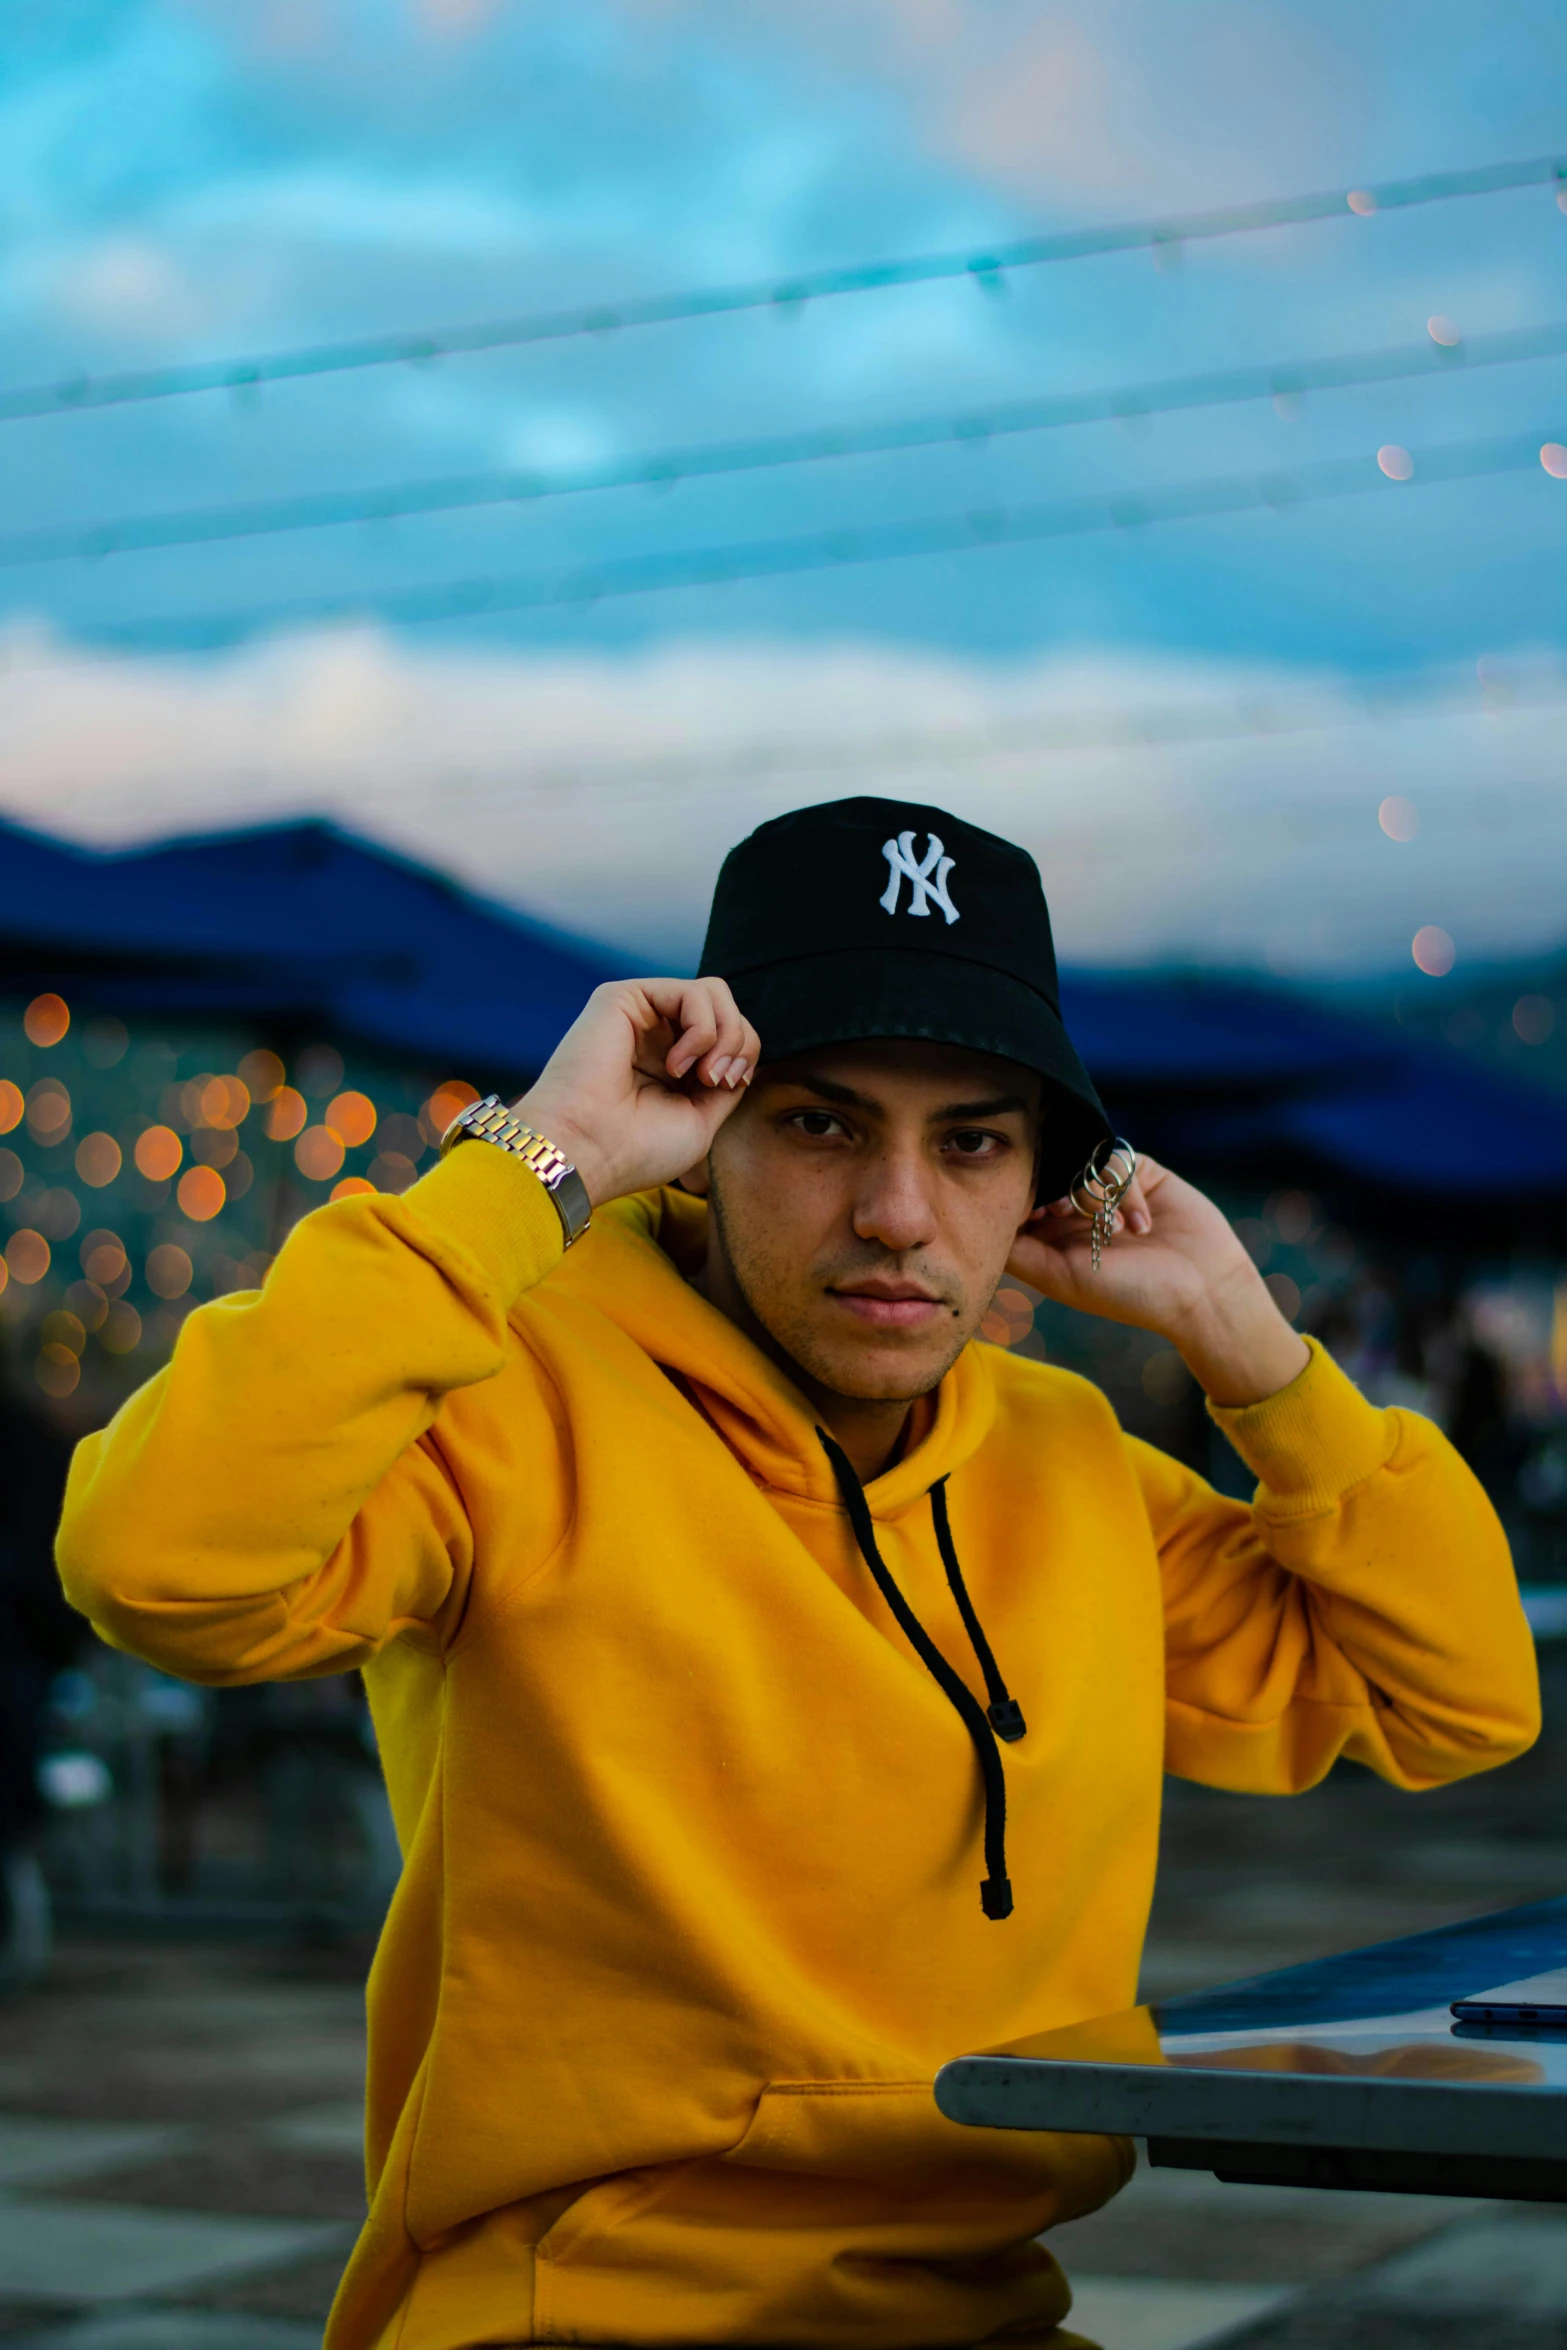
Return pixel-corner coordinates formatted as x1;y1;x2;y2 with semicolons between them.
0;812;623;1078
3;812;1565;1198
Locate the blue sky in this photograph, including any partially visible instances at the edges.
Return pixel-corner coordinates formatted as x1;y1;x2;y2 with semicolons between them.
1;0;1564;970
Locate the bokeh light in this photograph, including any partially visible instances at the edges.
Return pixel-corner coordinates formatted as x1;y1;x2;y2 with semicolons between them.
42;1310;86;1357
23;993;70;1047
65;1280;109;1332
1345;187;1377;215
1376;444;1414;481
331;1176;378;1201
1513;995;1557;1045
81;1231;129;1291
183;1072;251;1129
326;1090;377;1147
146;1243;194;1300
177;1165;227;1221
297;1044;345;1097
1412;924;1457;976
265;1086;308;1141
0;1080;22;1134
75;1131;123;1187
27;1079;72;1142
99;1300;142;1354
296;1125;346;1182
192;1125;238;1168
421;1079;480;1146
1268;1191;1319;1245
6;1229;51;1285
368;1151;418;1193
81;1018;129;1070
1265;1271;1303;1321
36;1344;81;1398
1378;795;1418;841
1541;443;1567;480
1426;315;1461;348
238;1048;286;1101
134;1125;183;1181
0;1149;21;1204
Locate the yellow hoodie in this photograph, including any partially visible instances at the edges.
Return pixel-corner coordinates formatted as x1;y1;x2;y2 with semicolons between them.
57;1145;1538;2350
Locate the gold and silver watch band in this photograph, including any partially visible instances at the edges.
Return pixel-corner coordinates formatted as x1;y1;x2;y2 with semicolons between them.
439;1094;592;1248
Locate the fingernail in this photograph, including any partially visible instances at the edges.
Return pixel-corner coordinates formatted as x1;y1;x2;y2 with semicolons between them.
727;1058;748;1088
670;1053;695;1078
1132;1209;1151;1233
708;1056;732;1086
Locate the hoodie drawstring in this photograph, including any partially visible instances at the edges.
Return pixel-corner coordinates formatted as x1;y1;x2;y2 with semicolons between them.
816;1430;1023;1922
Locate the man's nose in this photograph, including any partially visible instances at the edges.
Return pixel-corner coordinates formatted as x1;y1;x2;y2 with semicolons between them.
850;1146;938;1254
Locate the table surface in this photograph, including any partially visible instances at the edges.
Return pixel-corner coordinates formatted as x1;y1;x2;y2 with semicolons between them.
935;1894;1567;2166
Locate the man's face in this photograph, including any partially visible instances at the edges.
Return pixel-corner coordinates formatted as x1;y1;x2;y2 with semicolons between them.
700;1039;1041;1402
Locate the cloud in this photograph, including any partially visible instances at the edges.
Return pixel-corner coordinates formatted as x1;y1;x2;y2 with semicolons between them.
1;621;1561;980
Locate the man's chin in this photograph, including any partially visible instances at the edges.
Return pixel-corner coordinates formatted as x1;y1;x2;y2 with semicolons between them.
782;1326;969;1405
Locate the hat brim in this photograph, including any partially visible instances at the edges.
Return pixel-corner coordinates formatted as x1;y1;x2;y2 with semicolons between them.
721;947;1111;1201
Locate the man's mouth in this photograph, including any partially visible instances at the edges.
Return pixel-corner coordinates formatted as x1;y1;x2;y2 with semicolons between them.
826;1279;947;1330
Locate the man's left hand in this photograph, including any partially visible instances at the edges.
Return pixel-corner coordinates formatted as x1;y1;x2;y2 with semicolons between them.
1006;1156;1310;1408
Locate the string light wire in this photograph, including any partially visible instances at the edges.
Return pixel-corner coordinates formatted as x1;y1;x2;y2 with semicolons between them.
5;319;1565;568
62;425;1567;654
2;153;1563;425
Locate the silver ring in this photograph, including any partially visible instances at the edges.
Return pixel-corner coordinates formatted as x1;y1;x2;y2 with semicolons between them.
1068;1136;1138;1219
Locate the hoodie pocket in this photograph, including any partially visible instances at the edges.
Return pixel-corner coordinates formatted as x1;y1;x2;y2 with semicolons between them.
726;2078;1131;2211
531;2081;1128;2347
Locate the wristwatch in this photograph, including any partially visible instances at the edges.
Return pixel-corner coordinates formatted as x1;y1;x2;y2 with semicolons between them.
439;1094;592;1248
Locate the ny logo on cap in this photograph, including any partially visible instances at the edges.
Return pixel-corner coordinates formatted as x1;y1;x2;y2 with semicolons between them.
879;831;960;925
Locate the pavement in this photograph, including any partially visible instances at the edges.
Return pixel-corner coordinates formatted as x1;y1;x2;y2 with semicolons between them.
0;1652;1562;2349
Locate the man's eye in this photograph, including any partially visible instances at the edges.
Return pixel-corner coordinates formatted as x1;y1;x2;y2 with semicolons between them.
948;1129;1001;1157
792;1111;844;1138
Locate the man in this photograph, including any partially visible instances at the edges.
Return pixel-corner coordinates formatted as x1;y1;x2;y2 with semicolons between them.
58;798;1537;2350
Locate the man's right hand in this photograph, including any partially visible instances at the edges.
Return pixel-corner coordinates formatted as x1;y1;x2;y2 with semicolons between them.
512;978;760;1209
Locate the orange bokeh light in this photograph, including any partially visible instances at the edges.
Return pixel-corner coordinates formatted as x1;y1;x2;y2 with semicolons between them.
326;1091;377;1148
177;1165;227;1222
331;1176;378;1201
23;993;70;1047
198;1074;251;1129
146;1243;193;1300
135;1125;184;1181
81;1231;129;1290
421;1079;480;1146
238;1048;286;1102
265;1087;308;1142
0;1081;22;1135
6;1229;51;1285
295;1125;346;1182
75;1132;123;1188
26;1080;71;1139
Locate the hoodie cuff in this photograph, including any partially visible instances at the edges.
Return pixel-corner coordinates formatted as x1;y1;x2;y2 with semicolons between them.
1208;1335;1395;1513
399;1137;566;1309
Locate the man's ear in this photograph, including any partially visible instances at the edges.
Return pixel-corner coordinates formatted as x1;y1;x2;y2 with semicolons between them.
674;1157;711;1197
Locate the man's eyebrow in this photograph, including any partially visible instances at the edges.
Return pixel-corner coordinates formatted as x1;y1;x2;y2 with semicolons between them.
931;1094;1032;1121
774;1072;883;1111
763;1073;1033;1122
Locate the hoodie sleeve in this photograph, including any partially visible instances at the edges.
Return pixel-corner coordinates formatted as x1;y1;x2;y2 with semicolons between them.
1128;1338;1539;1792
56;1142;567;1686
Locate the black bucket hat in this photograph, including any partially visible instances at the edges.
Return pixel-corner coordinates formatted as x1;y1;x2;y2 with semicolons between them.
698;796;1111;1200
